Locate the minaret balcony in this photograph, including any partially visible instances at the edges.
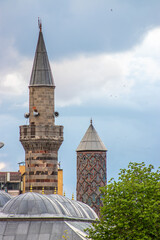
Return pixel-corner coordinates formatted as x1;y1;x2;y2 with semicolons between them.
19;125;63;141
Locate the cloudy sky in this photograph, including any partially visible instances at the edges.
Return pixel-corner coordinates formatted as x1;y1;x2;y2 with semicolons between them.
0;0;160;197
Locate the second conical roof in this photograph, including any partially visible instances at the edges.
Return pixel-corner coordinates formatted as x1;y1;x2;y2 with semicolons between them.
76;121;107;152
29;30;54;86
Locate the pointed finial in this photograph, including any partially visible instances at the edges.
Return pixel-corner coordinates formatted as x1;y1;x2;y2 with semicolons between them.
54;187;57;194
38;17;42;32
72;193;74;200
30;185;32;192
42;187;44;194
90;118;92;125
64;191;66;197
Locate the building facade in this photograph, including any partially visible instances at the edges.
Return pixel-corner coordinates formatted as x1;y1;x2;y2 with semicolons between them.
20;24;63;194
0;172;21;196
76;120;107;215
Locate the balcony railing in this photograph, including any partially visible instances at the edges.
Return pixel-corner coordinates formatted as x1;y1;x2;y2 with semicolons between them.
20;125;63;141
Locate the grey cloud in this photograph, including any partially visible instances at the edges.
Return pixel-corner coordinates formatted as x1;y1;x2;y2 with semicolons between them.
0;0;160;61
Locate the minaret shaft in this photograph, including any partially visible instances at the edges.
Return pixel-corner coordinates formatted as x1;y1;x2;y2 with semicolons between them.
76;122;107;216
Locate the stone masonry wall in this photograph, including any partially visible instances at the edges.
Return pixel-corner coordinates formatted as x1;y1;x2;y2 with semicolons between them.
29;86;55;125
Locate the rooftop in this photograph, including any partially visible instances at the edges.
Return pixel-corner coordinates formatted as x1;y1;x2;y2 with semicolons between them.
76;120;107;152
0;172;21;182
0;192;97;240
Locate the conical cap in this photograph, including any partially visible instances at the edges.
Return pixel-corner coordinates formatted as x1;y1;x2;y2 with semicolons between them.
76;121;107;152
29;31;54;86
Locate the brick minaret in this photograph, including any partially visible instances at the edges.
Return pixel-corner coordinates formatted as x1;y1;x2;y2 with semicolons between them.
20;24;63;194
76;120;107;215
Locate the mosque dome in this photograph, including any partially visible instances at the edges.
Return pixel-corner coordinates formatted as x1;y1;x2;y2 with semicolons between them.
0;191;11;208
0;192;97;239
1;192;98;220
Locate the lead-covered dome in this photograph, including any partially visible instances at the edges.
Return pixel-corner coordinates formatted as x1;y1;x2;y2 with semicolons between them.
1;192;98;220
0;191;11;208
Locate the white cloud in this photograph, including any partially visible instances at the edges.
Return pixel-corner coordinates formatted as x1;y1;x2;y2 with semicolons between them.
1;73;26;95
53;27;160;108
0;42;31;99
0;27;160;109
135;28;160;58
53;53;134;107
0;162;6;170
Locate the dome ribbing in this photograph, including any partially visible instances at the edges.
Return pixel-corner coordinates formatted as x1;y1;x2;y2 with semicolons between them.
0;191;11;208
1;192;98;220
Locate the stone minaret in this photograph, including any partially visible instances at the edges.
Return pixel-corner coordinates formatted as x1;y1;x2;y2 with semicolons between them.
76;120;107;215
20;24;63;194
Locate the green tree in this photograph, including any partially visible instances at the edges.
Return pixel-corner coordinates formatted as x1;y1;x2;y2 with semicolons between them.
86;162;160;240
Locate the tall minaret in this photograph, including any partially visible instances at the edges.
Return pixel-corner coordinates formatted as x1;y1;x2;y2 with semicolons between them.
76;120;107;215
20;22;63;194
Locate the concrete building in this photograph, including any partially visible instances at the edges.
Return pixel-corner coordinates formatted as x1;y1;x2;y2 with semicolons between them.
20;23;63;194
76;120;107;215
0;172;21;196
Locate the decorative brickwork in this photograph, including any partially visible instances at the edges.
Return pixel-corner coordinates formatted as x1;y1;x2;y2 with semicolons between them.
77;151;106;215
24;150;58;194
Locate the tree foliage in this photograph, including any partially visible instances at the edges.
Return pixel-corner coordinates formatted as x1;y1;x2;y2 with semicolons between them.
86;162;160;240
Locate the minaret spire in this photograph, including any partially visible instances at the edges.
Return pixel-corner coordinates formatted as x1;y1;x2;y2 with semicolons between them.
29;20;54;87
